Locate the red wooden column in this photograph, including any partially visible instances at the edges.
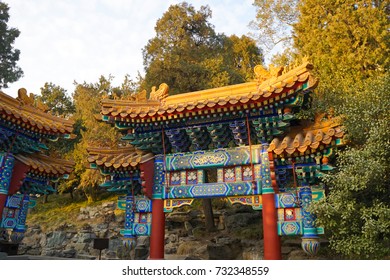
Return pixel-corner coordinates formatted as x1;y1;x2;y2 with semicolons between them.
0;195;7;221
261;151;281;260
8;160;30;195
140;159;165;259
262;194;281;259
0;159;30;220
149;199;165;259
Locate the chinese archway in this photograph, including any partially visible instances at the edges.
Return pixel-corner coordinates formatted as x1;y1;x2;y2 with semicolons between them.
0;89;74;250
89;61;345;260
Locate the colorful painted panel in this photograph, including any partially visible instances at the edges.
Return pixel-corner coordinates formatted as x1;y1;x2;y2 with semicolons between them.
227;195;262;210
164;199;194;212
278;221;303;235
135;198;152;213
223;167;236;182
169;171;181;185
118;195;152;238
1;208;19;229
260;148;273;194
16;196;29;231
167;181;254;199
165;145;263;171
275;192;298;208
0;153;14;195
186;170;198;184
242;165;253;181
6;194;23;208
152;155;165;199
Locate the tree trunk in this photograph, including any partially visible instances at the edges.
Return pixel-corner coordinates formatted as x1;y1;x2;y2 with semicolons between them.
202;198;216;232
43;194;49;204
69;190;74;200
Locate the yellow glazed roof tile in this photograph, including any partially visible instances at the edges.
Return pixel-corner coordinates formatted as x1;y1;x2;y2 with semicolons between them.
0;89;74;135
100;61;318;119
268;118;345;156
87;146;154;169
15;153;74;176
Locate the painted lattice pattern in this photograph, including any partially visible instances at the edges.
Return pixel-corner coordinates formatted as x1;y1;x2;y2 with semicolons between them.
0;153;14;195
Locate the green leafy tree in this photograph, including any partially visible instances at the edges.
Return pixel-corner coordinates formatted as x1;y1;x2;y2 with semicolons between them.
312;74;390;259
252;0;390;259
142;2;263;95
0;1;23;88
71;76;121;203
294;0;389;82
38;82;75;117
68;75;139;203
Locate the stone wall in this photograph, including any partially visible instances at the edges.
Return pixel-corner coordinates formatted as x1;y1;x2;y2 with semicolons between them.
18;202;327;260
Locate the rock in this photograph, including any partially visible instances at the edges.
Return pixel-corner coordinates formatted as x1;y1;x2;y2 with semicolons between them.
194;244;208;259
115;213;125;223
177;241;202;256
102;249;118;260
166;212;191;223
165;243;177;254
224;212;261;230
184;221;193;232
282;246;295;255
62;248;77;258
76;232;96;243
288;249;311;260
41;248;57;257
134;245;149;260
108;238;123;252
137;236;150;247
283;238;302;248
192;227;206;239
242;245;263;260
217;216;225;230
26;247;41;255
168;233;178;243
102;202;115;209
207;238;242;260
72;242;89;252
96;223;109;230
46;231;67;248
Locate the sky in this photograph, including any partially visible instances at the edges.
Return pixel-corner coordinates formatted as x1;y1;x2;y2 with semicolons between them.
4;0;260;98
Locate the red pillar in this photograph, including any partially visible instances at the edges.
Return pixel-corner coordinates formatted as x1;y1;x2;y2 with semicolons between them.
0;194;7;221
262;193;282;260
149;199;165;259
0;159;29;223
8;160;30;195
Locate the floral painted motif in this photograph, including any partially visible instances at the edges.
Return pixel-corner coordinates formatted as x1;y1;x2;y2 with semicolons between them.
224;167;235;182
170;172;181;185
242;166;253;181
186;170;197;184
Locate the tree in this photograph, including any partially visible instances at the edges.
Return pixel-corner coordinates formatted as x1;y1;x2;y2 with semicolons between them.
312;74;390;259
69;75;139;203
251;0;299;52
38;82;75;117
142;2;263;95
294;0;389;82
0;2;23;88
252;0;390;259
221;34;264;82
71;76;121;203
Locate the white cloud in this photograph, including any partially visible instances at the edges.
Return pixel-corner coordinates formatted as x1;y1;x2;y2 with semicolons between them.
3;0;257;97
